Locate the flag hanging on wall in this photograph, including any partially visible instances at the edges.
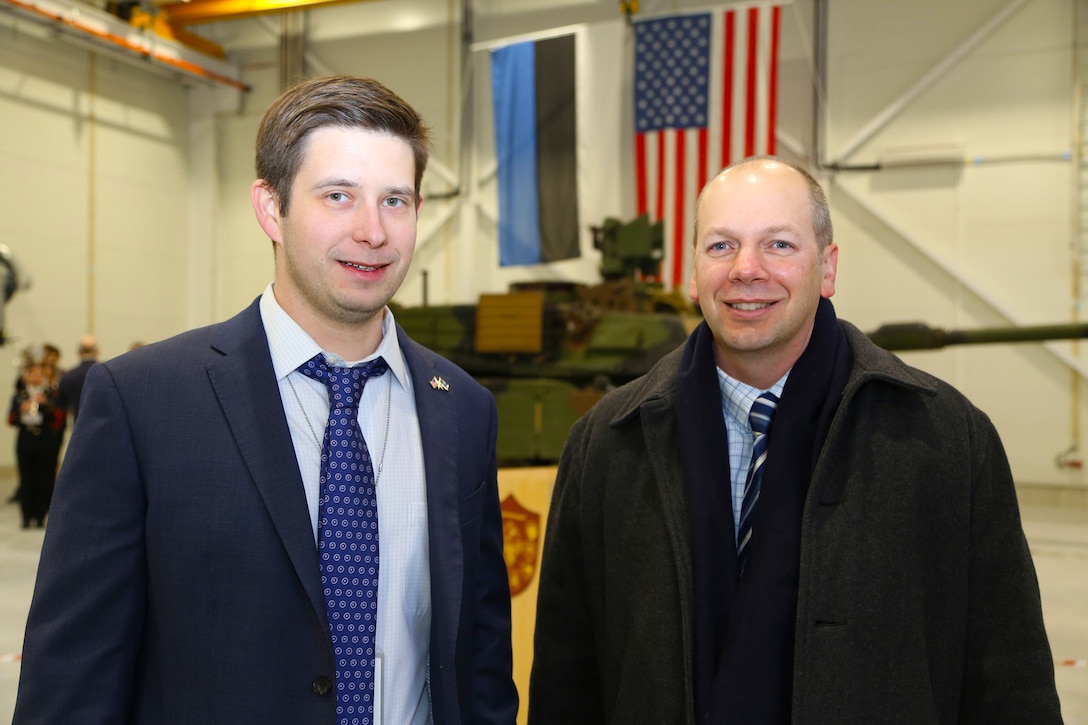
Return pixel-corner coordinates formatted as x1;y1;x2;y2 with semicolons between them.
633;4;781;288
491;34;580;267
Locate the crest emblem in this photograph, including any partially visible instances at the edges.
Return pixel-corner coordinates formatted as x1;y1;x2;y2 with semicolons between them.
500;494;541;597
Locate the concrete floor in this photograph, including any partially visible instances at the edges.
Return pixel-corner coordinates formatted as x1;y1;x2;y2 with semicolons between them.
0;480;1085;722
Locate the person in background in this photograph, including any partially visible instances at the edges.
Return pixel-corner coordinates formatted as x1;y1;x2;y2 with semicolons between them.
6;344;63;506
8;359;64;528
15;75;517;724
529;157;1061;723
40;343;62;390
57;334;98;422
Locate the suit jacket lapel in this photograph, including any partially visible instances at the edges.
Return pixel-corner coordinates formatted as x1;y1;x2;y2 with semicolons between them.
206;301;327;627
398;328;463;667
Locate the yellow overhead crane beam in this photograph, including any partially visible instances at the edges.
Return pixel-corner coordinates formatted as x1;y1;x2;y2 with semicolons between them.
119;0;373;61
129;7;227;58
158;0;373;26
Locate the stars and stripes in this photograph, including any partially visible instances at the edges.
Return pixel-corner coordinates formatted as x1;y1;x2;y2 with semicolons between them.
633;4;782;289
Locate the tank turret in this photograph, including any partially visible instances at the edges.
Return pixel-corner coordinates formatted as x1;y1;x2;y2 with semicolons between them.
394;215;701;464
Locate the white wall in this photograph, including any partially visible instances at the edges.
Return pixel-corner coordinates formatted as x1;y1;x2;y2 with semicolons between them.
0;27;194;468
821;0;1082;486
0;0;1084;488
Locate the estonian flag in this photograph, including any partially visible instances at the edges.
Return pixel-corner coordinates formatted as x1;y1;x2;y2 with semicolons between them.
491;34;580;266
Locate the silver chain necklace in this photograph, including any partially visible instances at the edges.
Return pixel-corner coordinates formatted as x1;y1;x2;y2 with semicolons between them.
286;368;393;485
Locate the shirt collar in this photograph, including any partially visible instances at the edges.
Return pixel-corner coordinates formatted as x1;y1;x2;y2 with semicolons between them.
258;283;411;389
716;366;789;427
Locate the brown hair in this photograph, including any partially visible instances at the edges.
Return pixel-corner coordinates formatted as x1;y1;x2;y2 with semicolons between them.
255;75;433;216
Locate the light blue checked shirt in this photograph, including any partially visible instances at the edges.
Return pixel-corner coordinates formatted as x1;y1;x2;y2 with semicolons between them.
716;369;788;542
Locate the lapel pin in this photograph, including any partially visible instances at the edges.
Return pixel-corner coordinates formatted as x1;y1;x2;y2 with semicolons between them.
429;375;450;391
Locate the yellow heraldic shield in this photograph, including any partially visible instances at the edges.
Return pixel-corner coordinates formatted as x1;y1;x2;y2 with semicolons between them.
500;493;541;597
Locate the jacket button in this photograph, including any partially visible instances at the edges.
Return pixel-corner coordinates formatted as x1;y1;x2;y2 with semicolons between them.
313;675;333;696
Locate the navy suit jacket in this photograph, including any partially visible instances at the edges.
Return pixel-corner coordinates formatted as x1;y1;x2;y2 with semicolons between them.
14;300;518;724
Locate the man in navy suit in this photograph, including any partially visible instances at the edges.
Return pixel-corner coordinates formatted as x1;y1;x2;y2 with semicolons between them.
15;76;518;725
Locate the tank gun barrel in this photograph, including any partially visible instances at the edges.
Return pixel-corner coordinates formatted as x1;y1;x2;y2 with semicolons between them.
868;322;1088;351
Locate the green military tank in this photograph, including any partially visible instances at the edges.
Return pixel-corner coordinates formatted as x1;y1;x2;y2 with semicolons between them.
397;215;1088;465
394;215;701;465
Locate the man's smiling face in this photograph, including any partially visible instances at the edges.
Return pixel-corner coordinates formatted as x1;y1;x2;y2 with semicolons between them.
255;126;421;338
689;159;837;386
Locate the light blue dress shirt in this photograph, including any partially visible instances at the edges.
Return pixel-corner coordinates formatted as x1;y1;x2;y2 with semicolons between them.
260;284;431;725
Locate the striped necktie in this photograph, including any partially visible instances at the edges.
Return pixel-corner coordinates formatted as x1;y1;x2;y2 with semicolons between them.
736;391;779;575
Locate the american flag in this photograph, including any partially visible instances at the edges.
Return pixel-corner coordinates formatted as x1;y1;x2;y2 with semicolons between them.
634;4;782;288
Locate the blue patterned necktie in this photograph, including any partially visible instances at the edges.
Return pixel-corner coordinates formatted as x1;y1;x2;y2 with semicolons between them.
736;391;779;575
298;353;389;725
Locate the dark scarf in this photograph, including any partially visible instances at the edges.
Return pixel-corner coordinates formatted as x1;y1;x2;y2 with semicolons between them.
677;297;853;723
